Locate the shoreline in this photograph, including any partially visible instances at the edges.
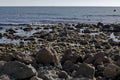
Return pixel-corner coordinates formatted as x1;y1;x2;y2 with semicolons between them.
0;22;120;80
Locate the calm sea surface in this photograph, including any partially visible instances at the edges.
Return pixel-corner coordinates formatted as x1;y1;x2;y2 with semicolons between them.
0;7;120;24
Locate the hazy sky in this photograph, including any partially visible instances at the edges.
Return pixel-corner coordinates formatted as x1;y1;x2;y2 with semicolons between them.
0;0;120;6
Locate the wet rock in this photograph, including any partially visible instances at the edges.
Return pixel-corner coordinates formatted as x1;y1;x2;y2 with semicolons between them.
23;27;33;32
75;23;88;29
36;46;62;68
97;22;104;28
0;33;2;39
113;25;120;32
6;28;16;34
103;63;120;78
102;25;111;32
24;36;35;41
2;61;37;80
0;27;3;30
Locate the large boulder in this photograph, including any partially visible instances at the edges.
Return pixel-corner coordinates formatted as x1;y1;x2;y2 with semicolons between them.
103;63;120;78
2;61;37;80
35;46;62;68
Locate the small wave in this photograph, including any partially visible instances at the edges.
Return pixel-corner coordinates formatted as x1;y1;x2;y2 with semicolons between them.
83;15;120;17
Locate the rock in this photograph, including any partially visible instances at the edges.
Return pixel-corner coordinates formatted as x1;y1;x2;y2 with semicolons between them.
103;63;120;78
0;33;2;39
80;40;88;45
57;71;70;79
75;63;95;79
38;70;58;80
2;61;37;80
36;46;62;68
63;60;78;73
108;39;120;46
0;53;14;61
102;25;111;32
71;77;95;80
13;52;34;64
63;61;95;79
30;76;43;80
84;54;94;64
96;65;105;71
116;59;120;67
46;33;55;41
0;61;6;73
111;54;120;67
23;27;33;32
93;53;112;66
24;37;35;41
95;65;105;77
113;25;120;32
0;75;11;80
6;28;16;34
61;49;83;64
84;29;91;33
97;22;104;28
0;27;3;30
33;31;48;39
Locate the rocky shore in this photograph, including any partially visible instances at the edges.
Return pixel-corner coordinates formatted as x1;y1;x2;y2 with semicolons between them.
0;22;120;80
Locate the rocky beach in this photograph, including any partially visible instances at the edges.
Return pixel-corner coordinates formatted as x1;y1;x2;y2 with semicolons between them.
0;22;119;80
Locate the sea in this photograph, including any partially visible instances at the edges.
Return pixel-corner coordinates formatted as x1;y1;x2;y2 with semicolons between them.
0;7;120;24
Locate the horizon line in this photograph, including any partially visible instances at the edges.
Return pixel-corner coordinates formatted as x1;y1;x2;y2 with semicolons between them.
0;6;120;7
